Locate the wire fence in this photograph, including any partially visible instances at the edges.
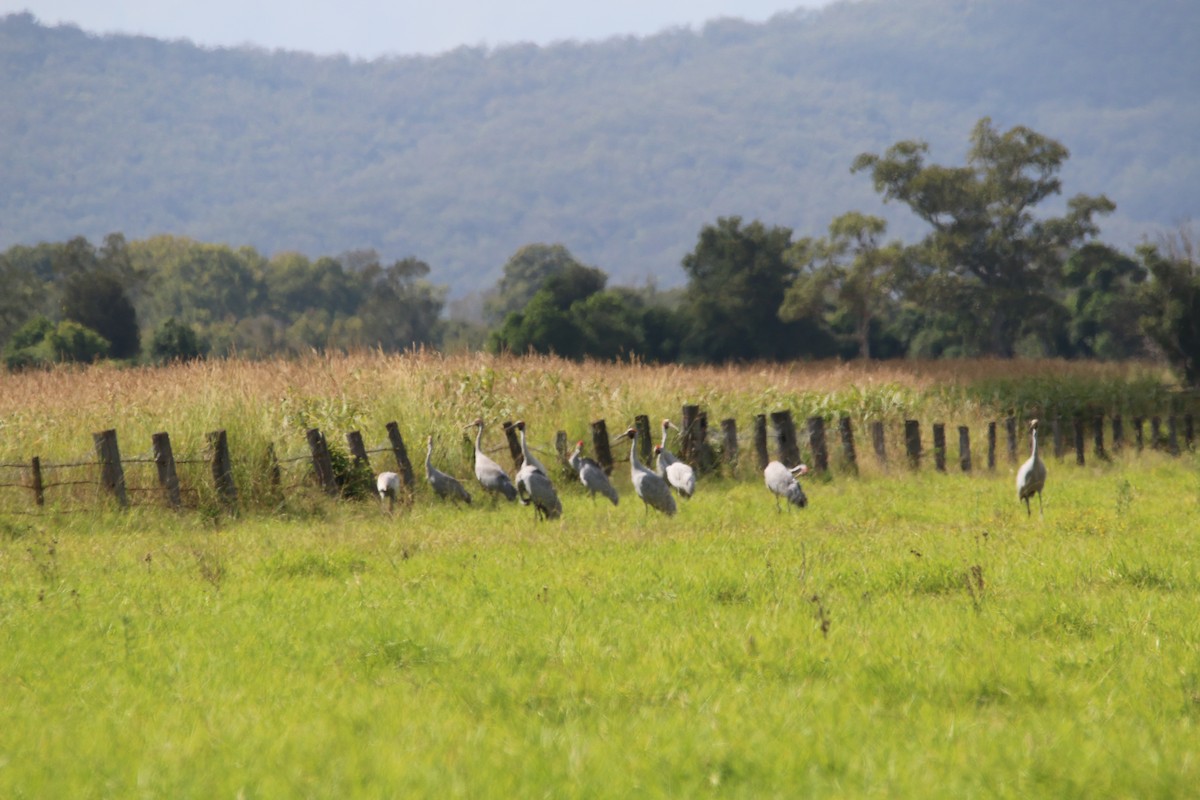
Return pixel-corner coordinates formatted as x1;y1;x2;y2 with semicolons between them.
0;409;1194;517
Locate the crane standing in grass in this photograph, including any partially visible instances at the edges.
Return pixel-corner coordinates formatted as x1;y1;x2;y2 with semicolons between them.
569;440;619;505
616;426;676;516
1016;418;1047;516
465;418;518;502
656;419;696;499
763;461;808;512
376;471;401;513
425;435;472;505
513;420;561;520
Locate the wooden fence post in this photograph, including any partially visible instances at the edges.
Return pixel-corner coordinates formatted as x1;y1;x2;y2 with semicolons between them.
904;420;921;469
1093;415;1107;461
306;428;338;496
555;430;569;467
987;421;997;471
1151;416;1163;450
634;415;653;464
720;418;739;469
806;416;828;474
265;442;282;494
1168;416;1179;455
207;430;238;511
384;422;415;490
1185;414;1195;451
838;416;857;474
1133;417;1144;452
31;456;45;507
1052;417;1064;460
870;421;887;467
591;419;614;476
770;411;802;469
958;425;972;473
753;414;769;471
1005;416;1017;464
1073;418;1086;466
1112;415;1124;455
932;423;947;472
152;431;182;510
680;404;701;464
346;431;371;471
93;429;128;508
502;421;523;470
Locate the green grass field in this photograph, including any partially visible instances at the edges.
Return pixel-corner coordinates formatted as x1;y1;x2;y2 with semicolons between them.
2;451;1197;798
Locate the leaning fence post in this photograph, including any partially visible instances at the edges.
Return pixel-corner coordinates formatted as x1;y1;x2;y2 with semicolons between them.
932;423;947;472
958;426;972;473
680;404;702;464
591;418;614;476
753;414;769;471
838;416;857;474
346;431;371;471
1093;415;1107;461
634;415;653;464
306;428;338;496
30;456;45;507
1151;416;1163;450
987;421;997;471
93;429;128;508
152;432;182;510
770;411;802;469
1133;417;1145;452
207;430;238;511
265;442;282;494
1112;415;1124;455
1168;416;1179;456
1185;414;1195;451
502;421;524;470
870;421;887;467
1005;416;1017;464
384;422;415;490
806;416;828;474
904;420;921;469
720;418;739;469
1073;418;1086;466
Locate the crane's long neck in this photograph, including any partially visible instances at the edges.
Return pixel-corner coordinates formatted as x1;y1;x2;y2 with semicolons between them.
519;428;531;463
1031;428;1040;460
426;439;434;470
629;434;643;473
474;424;485;455
660;425;670;451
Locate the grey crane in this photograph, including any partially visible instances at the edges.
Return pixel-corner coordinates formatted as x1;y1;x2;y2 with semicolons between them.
512;420;551;476
569;440;619;505
376;471;401;513
515;462;562;520
657;419;696;498
1016;418;1047;516
616;426;676;516
425;435;472;505
763;461;808;512
464;418;518;502
513;420;562;520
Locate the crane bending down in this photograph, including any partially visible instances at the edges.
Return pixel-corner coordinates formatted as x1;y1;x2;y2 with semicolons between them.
763;461;808;512
376;471;401;513
425;435;472;504
514;421;561;520
616;426;676;516
569;440;619;505
465;418;518;502
1016;418;1047;516
657;419;696;498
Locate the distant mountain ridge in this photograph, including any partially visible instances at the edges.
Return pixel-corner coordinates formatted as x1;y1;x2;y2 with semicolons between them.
1;0;1196;295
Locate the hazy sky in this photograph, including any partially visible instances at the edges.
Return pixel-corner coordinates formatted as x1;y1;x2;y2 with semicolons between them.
2;1;838;58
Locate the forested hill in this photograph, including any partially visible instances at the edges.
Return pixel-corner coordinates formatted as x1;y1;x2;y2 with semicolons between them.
1;0;1196;294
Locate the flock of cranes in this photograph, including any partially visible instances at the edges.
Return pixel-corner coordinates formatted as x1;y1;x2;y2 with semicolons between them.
377;416;1049;520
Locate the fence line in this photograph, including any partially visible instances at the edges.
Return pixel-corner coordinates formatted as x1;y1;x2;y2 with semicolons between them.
0;409;1195;515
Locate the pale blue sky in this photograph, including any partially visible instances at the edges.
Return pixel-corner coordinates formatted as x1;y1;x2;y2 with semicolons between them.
1;0;839;58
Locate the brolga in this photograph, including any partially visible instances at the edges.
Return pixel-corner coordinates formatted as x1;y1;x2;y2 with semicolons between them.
376;471;401;513
763;461;808;512
513;420;561;520
425;435;472;505
464;418;518;502
1016;418;1047;516
569;440;619;505
616;426;676;516
656;419;696;499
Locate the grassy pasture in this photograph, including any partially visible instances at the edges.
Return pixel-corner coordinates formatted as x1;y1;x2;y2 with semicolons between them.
0;354;1197;797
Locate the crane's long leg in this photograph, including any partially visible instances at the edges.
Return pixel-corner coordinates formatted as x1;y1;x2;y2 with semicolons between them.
1037;490;1044;518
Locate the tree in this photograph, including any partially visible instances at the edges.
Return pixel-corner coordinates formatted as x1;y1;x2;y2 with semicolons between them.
47;320;111;363
483;244;591;324
852;117;1115;356
681;216;834;362
1061;243;1148;359
149;317;208;363
1138;226;1200;386
61;269;141;359
355;256;446;351
780;212;907;359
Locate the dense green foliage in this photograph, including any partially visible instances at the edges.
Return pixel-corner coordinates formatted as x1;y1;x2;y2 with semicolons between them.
1;0;1196;291
2;457;1197;797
